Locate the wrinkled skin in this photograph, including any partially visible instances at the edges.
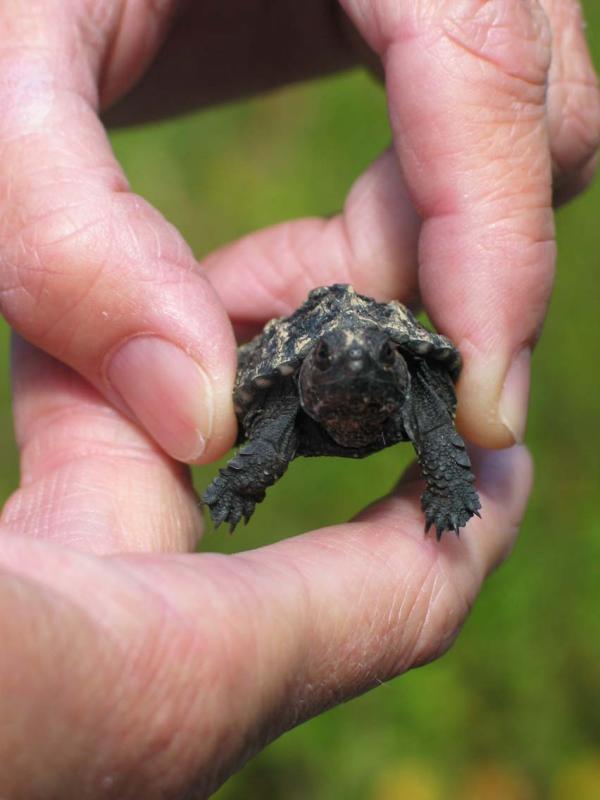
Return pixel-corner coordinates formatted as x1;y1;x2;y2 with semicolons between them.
0;1;598;798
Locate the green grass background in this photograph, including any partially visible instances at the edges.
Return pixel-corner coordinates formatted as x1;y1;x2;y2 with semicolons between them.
2;5;600;799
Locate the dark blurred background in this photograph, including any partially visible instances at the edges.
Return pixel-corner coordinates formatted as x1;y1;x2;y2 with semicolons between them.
1;4;599;799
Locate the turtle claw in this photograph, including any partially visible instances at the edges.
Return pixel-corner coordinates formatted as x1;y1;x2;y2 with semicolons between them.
202;475;258;532
421;488;480;540
436;521;460;542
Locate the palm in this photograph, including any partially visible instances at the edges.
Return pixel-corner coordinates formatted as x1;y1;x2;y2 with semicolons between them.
0;338;530;798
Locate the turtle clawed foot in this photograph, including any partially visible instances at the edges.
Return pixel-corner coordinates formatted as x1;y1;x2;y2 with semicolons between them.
422;488;481;540
202;476;260;532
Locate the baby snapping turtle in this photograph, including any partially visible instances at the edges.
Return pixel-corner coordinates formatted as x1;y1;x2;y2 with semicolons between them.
203;285;481;538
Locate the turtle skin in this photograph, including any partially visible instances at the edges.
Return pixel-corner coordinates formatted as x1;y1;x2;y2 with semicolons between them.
203;285;481;539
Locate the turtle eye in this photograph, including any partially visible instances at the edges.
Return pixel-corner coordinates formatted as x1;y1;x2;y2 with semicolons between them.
313;340;331;370
379;341;396;365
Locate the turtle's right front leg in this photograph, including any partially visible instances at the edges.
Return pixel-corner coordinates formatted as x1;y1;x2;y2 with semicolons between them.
202;392;299;530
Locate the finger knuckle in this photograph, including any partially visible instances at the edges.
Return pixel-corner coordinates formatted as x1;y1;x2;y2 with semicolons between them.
0;200;111;337
439;0;551;92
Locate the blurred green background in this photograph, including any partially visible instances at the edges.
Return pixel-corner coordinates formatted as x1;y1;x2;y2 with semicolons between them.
2;4;600;799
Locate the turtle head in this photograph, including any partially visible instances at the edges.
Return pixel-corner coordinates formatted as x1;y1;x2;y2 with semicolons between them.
298;326;409;447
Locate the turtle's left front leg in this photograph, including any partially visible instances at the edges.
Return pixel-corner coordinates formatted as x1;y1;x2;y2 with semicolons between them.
202;389;300;530
403;368;481;539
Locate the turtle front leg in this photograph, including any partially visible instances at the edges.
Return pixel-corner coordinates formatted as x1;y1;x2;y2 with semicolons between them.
202;393;299;531
403;369;481;539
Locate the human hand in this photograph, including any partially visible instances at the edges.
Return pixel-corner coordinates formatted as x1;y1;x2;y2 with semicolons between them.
0;1;597;464
200;0;600;448
0;337;531;798
0;3;594;795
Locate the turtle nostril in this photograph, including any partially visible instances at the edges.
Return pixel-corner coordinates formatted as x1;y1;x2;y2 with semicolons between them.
346;346;366;373
346;345;366;372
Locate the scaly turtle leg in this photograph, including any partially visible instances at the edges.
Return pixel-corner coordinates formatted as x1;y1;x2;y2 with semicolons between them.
203;387;299;531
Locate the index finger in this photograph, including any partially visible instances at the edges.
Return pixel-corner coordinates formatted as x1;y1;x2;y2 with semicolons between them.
341;0;556;447
0;3;238;465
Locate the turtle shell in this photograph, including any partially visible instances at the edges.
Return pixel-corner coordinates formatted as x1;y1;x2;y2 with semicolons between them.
234;284;461;417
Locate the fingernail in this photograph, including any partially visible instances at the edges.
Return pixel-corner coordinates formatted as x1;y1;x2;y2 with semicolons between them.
498;348;531;444
107;336;213;462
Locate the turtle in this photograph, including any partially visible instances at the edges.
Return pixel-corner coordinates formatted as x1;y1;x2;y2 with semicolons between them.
202;284;481;538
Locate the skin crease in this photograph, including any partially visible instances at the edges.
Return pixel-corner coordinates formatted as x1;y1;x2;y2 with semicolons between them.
0;0;597;797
